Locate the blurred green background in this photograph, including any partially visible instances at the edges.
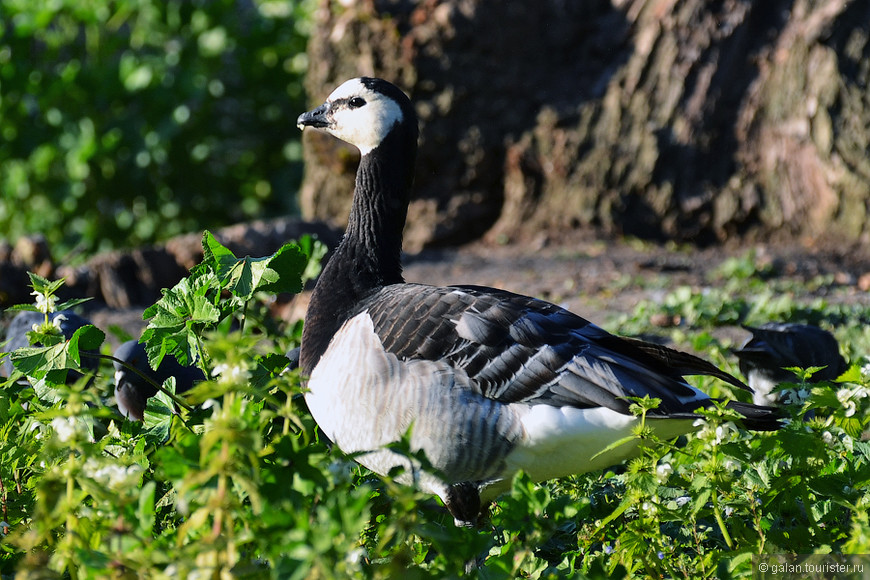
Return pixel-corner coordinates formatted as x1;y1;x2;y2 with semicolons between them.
0;0;313;262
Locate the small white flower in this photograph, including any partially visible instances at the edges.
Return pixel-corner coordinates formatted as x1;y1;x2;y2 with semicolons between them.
836;388;852;406
655;463;672;483
344;547;366;567
641;501;657;515
714;423;736;445
822;431;835;447
51;313;67;330
841;433;854;452
724;459;741;472
83;458;143;493
50;416;93;444
176;497;190;516
781;388;810;405
675;496;691;508
724;506;735;518
211;363;250;384
51;416;78;443
327;459;356;485
32;290;57;315
836;388;859;417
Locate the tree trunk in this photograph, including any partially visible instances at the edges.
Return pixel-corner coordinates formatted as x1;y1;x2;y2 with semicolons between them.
300;0;870;250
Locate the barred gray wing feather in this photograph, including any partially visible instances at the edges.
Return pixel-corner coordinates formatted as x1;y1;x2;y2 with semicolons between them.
358;283;742;416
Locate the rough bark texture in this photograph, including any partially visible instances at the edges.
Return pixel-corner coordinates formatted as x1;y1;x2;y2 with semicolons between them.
300;0;870;250
0;219;341;309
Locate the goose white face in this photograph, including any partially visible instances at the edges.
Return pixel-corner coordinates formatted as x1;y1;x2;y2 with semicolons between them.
297;78;405;155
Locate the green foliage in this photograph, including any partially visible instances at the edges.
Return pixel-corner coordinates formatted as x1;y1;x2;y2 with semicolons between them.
2;242;870;578
0;0;313;259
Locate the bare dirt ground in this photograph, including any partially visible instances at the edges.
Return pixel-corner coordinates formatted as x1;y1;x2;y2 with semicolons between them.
400;233;870;346
71;232;870;354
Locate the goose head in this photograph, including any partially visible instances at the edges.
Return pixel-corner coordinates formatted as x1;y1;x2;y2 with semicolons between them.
297;77;416;156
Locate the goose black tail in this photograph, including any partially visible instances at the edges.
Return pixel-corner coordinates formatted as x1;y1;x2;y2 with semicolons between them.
725;401;783;431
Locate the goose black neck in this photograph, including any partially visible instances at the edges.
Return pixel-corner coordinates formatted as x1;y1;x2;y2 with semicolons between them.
302;121;417;371
341;124;416;288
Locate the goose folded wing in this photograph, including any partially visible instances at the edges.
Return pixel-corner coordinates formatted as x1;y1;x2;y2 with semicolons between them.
359;284;743;416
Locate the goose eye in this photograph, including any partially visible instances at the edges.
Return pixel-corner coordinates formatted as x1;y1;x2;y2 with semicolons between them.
348;96;366;108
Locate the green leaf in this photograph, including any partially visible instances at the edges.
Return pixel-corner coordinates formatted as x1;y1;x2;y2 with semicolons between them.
4;304;41;313
27;272;65;296
297;234;328;284
202;230;238;277
591;494;633;536
836;363;865;384
249;352;295;389
142;273;221;368
26;327;66;348
692;488;712;516
591;435;637;461
142;379;177;445
257;242;307;295
137;481;157;536
202;231;307;300
9;324;104;379
54;297;93;312
141;324;198;370
71;324;105;352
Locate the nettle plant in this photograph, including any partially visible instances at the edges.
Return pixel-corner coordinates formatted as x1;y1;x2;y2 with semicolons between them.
1;240;870;578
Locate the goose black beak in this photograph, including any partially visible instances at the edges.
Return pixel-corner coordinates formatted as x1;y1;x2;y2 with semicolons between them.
297;103;330;131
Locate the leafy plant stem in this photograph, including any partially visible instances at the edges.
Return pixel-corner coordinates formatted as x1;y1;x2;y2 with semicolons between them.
711;491;734;550
195;333;210;378
802;488;822;538
82;352;194;412
639;552;658;579
239;300;248;335
0;473;8;529
66;452;79;580
749;489;766;552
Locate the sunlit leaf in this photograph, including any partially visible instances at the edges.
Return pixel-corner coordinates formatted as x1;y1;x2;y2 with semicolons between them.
9;325;104;379
202;230;307;300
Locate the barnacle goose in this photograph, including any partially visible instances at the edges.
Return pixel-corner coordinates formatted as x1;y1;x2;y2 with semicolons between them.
113;340;205;421
735;323;846;406
297;77;780;526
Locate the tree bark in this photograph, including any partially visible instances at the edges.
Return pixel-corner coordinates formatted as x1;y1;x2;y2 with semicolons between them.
300;0;870;250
